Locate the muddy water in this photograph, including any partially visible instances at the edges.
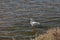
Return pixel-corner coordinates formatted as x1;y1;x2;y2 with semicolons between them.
0;0;60;40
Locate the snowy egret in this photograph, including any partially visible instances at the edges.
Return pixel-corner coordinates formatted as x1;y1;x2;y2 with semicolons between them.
30;18;40;27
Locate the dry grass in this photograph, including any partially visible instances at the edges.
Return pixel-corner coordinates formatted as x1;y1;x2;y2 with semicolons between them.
33;27;60;40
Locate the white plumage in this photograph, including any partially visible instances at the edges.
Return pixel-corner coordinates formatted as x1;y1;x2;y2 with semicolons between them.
30;18;40;26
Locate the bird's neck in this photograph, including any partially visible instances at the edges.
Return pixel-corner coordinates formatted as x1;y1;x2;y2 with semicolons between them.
30;18;35;23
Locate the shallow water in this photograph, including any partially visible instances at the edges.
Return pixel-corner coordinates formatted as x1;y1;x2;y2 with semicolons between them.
0;0;60;27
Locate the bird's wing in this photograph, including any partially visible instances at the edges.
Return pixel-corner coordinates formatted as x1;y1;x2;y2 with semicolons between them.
32;22;40;24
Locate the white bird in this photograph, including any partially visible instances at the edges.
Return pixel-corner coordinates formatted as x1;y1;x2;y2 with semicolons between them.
30;18;40;27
